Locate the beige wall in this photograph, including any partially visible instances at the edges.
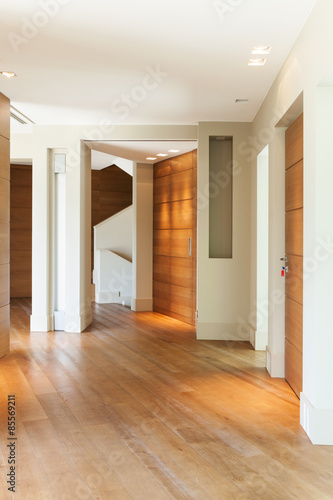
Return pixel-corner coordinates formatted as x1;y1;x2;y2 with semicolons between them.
197;122;252;340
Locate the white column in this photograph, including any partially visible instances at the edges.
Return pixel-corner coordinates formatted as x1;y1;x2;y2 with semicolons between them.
30;148;54;331
301;87;333;444
53;153;66;330
265;130;286;377
254;146;269;351
65;141;92;332
131;162;153;311
30;139;92;333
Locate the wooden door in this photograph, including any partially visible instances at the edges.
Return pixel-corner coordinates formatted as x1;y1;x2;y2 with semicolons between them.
10;165;32;298
153;151;197;325
285;113;303;397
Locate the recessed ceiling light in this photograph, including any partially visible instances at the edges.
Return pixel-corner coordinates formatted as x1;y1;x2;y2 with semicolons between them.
0;71;16;78
252;47;271;55
248;59;266;66
168;149;180;153
235;99;249;104
146;157;156;160
156;153;168;157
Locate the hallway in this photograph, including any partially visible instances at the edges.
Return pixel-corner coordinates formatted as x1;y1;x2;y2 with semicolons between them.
1;300;333;499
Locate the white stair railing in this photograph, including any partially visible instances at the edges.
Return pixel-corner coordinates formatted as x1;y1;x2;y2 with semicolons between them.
93;205;133;304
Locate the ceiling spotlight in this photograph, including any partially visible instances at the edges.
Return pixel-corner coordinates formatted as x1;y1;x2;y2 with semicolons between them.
156;153;168;157
0;71;16;78
168;149;180;153
235;99;249;104
146;157;156;160
248;59;266;66
252;47;271;55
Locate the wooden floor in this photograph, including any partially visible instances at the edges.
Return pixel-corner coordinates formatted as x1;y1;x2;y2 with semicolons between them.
1;300;333;499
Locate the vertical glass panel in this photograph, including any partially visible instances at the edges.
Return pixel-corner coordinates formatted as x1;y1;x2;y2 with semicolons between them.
209;136;233;258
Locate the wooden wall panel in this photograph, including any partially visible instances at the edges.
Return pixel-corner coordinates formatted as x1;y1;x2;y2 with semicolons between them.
285;297;303;353
285;113;303;170
0;136;10;180
153;256;192;288
285;160;303;211
153;150;197;326
91;165;132;270
0;222;9;265
285;114;303;397
0;179;10;221
285;339;303;398
0;264;9;306
10;165;32;298
0;92;9;358
154;152;193;179
154;229;193;258
285;254;303;305
192;166;197;319
0;93;10;140
285;209;303;256
153;200;193;230
154;169;193;204
153;281;193;325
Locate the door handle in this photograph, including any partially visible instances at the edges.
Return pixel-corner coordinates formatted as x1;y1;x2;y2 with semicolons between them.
189;237;192;257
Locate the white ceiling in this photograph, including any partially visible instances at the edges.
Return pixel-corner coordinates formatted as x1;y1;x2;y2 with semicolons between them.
87;140;198;164
0;0;317;127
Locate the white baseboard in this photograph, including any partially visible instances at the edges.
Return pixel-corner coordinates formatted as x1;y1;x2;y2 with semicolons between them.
300;393;333;445
196;322;250;341
30;314;54;332
250;327;268;351
266;346;284;377
31;311;92;333
131;298;153;312
65;310;92;333
96;291;131;307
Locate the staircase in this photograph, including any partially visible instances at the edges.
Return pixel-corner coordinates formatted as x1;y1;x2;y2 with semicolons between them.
93;205;133;305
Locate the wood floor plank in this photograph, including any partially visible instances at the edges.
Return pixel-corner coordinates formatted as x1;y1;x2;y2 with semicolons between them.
0;299;333;499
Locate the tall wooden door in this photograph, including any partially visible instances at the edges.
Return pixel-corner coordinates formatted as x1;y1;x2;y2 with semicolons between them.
153;151;197;325
285;113;303;397
10;165;32;298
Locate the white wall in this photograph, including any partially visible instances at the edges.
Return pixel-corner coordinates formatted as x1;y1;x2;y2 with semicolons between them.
251;0;333;443
253;146;269;350
77;141;93;333
94;250;132;306
197;122;252;340
94;206;133;262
